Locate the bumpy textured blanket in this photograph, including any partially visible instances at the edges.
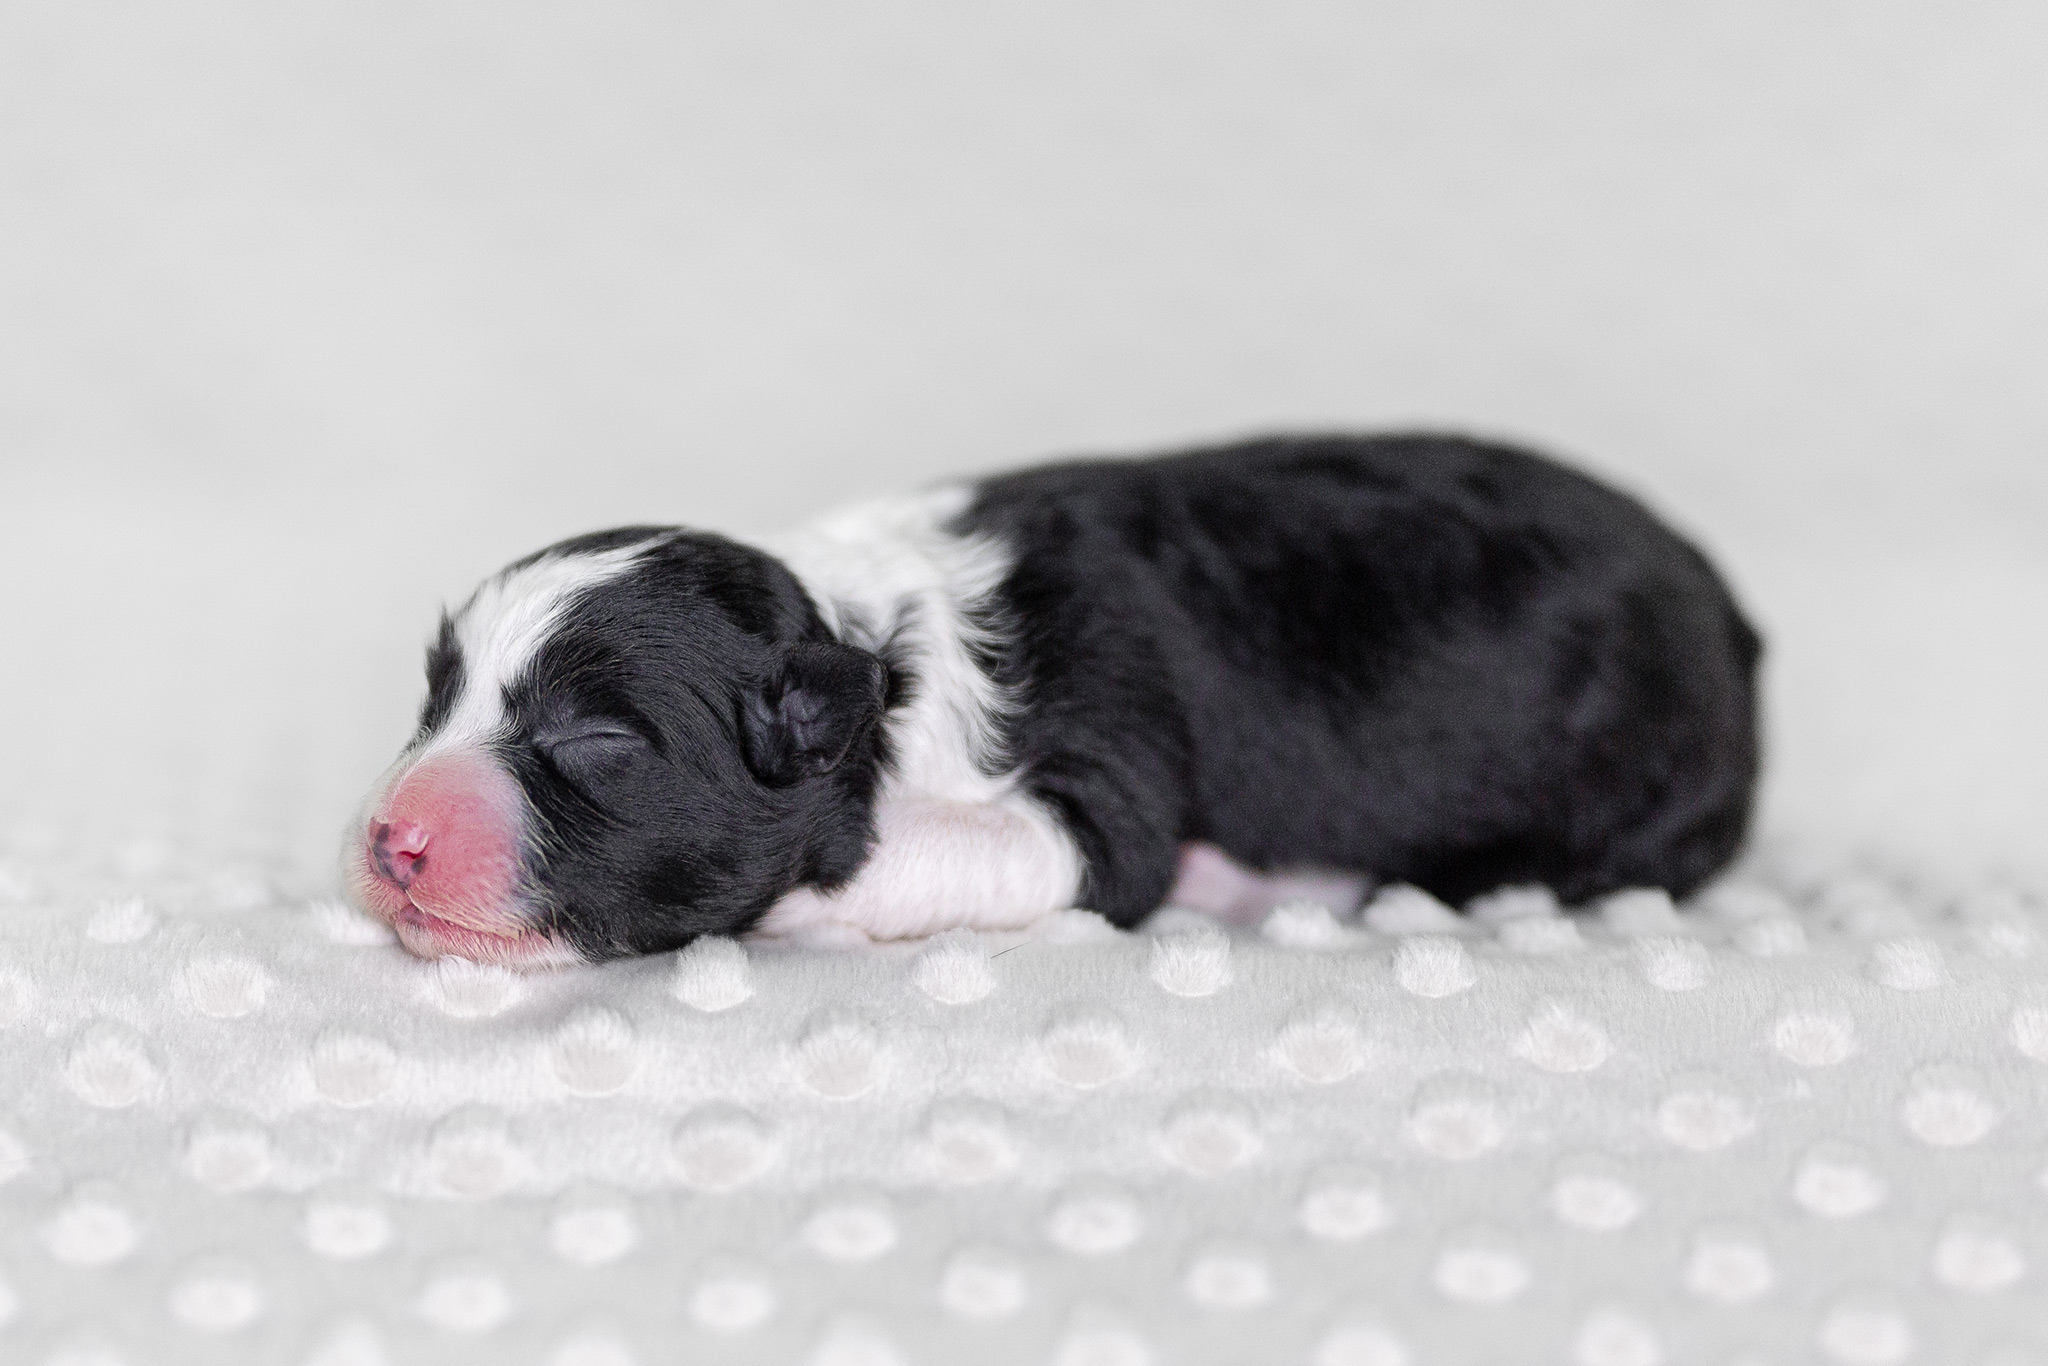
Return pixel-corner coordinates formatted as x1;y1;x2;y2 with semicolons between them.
1;836;2043;1365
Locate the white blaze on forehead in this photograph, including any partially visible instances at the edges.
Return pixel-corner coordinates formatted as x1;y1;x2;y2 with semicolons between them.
424;539;665;757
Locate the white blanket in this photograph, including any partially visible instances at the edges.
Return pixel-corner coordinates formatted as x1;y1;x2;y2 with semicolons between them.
7;5;2048;1361
3;836;2043;1364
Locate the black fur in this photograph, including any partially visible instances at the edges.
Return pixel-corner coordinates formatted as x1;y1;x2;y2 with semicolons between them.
741;642;890;787
410;433;1760;959
955;434;1762;925
490;532;890;958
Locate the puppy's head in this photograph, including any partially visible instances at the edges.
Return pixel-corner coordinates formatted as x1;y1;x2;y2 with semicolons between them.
345;529;889;966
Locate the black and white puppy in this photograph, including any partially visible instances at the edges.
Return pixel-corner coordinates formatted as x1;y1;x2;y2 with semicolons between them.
346;434;1761;967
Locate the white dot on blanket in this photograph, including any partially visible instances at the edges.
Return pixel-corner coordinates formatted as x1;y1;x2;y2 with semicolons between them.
1364;884;1463;935
308;898;395;947
671;937;753;1011
0;1129;24;1186
1818;878;1913;939
1432;1239;1530;1303
185;955;271;1018
0;963;35;1025
1500;916;1583;954
1515;1003;1610;1073
1275;1004;1369;1083
940;1245;1028;1318
552;1007;639;1096
1701;881;1793;923
44;1185;138;1266
1046;1186;1142;1255
167;1259;262;1331
1469;885;1560;924
1900;1072;1998;1146
67;1021;158;1108
1550;1173;1642;1231
672;1107;775;1191
914;932;996;1004
1041;1010;1140;1087
551;1195;638;1265
1657;1083;1755;1151
185;1116;271;1192
209;867;273;910
431;959;523;1018
1869;937;1946;991
794;1014;884;1099
1735;916;1807;956
1571;1308;1660;1366
1637;938;1708;991
115;835;175;876
805;1196;898;1261
1149;926;1233;996
310;1032;397;1107
1599;888;1683;937
1182;1244;1271;1309
1161;1101;1261;1176
302;1319;389;1366
1772;1009;1858;1067
305;1196;391;1260
689;1267;776;1331
429;1109;523;1198
0;1276;15;1329
87;897;155;943
1932;1218;2026;1292
1970;917;2040;960
2009;1005;2048;1062
1299;1170;1391;1240
924;1102;1019;1184
1792;1145;1886;1218
417;1267;512;1332
1262;901;1349;948
1038;909;1121;944
1395;937;1475;997
1684;1231;1774;1303
1314;1321;1409;1366
1409;1080;1504;1159
1817;1300;1913;1366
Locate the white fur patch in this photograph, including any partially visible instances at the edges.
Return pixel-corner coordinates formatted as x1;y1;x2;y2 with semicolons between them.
752;489;1085;938
755;796;1083;940
424;539;665;759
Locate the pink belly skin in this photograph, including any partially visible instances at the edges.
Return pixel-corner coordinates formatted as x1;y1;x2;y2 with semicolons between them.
1165;842;1372;926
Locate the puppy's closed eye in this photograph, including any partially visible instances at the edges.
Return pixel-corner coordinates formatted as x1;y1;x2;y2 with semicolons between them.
538;726;651;779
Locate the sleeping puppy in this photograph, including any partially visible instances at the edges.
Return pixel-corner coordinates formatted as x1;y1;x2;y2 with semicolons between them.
345;434;1761;967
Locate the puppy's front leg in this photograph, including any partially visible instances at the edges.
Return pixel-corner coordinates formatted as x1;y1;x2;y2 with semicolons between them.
753;794;1086;941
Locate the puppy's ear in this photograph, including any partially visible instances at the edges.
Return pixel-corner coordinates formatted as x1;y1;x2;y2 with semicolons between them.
741;641;888;787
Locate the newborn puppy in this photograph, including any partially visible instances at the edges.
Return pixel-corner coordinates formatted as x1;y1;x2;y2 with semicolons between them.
346;434;1761;966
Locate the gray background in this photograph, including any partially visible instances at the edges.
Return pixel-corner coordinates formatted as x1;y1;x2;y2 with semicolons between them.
3;2;2043;888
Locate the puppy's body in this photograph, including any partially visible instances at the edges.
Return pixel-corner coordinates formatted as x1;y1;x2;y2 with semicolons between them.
347;435;1761;965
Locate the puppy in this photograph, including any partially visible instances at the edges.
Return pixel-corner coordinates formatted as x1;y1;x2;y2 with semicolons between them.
345;434;1761;966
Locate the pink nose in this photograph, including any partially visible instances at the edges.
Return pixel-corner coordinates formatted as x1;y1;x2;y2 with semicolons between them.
368;819;430;888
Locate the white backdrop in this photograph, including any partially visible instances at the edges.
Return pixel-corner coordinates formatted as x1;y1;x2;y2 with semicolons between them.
3;2;2044;887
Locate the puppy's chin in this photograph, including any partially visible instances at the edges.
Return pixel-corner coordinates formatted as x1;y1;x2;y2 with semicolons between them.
387;904;584;970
